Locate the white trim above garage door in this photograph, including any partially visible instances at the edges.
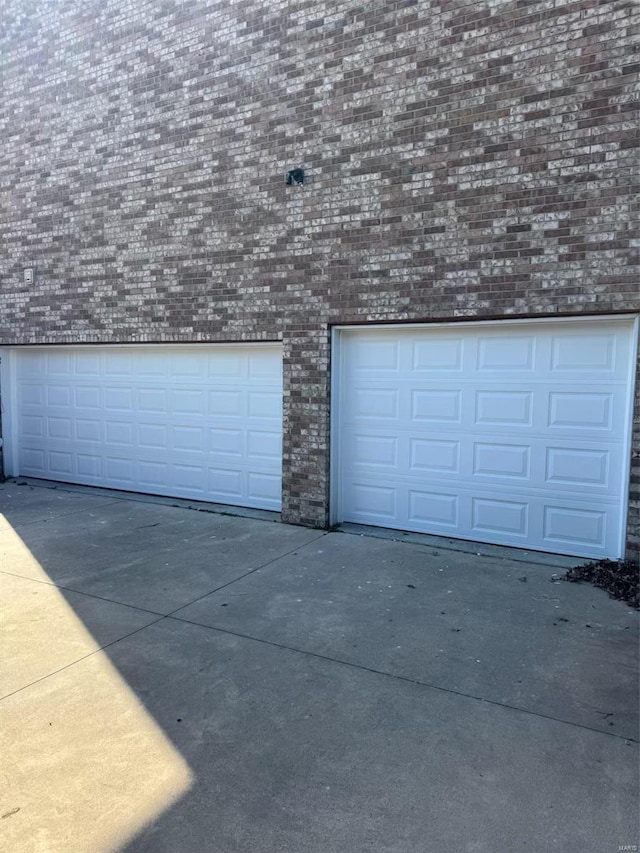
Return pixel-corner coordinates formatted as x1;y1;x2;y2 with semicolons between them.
1;344;283;511
332;317;638;559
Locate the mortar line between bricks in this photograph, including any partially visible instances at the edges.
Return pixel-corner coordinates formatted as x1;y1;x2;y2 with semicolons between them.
166;613;640;746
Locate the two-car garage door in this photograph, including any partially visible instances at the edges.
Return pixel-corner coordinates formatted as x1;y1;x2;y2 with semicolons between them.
5;344;283;511
334;318;636;559
2;319;636;558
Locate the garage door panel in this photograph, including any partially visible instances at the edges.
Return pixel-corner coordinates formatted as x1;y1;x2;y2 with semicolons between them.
547;391;613;431
412;337;463;372
248;472;281;503
170;388;205;416
19;448;46;475
347;339;400;372
409;489;459;527
171;425;205;452
138;460;168;487
550;331;617;373
345;463;622;499
19;383;43;406
337;321;634;558
136;388;170;420
351;388;399;420
409;437;460;474
351;434;399;467
17;353;44;379
75;386;101;409
207;351;245;378
46;354;71;376
346;430;622;497
247;391;281;420
48;451;74;475
247;430;282;460
411;389;462;423
104;352;133;376
471;497;529;538
348;482;397;518
75;353;100;376
475;390;533;427
77;454;101;477
207;468;243;499
344;477;620;555
46;385;71;407
209;428;243;456
104;387;134;412
542;505;607;551
137;423;167;449
105;457;135;483
170;353;207;379
104;421;134;447
472;442;531;480
12;345;283;512
249;350;282;378
134;352;170;377
21;415;45;438
208;389;243;417
545;447;610;489
477;335;536;372
45;417;72;440
172;463;206;492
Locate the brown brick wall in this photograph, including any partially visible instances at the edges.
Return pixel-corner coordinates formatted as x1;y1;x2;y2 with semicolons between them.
1;0;639;555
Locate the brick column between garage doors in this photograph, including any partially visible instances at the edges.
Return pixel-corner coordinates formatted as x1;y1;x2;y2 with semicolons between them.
281;324;332;528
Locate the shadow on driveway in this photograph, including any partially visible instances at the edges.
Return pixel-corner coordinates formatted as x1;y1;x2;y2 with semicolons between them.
1;480;638;852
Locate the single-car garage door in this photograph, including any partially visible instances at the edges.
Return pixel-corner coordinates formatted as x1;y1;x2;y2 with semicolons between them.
5;344;283;511
334;318;637;559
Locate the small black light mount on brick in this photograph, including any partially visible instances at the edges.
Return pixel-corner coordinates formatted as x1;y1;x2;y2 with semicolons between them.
285;168;304;186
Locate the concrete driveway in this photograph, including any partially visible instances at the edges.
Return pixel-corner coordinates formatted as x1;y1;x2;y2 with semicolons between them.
1;480;638;853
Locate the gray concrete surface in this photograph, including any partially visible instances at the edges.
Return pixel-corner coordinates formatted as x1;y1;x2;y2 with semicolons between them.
0;479;638;853
175;532;639;739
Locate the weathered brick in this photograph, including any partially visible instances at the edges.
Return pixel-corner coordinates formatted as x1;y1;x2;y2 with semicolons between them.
0;0;638;553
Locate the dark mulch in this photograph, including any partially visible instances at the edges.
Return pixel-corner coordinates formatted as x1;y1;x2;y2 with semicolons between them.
564;559;639;609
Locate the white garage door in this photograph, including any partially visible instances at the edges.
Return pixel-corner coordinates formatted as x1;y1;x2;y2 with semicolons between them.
334;319;636;558
7;345;283;511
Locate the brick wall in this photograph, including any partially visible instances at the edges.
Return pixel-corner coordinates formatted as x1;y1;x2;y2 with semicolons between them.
1;0;638;555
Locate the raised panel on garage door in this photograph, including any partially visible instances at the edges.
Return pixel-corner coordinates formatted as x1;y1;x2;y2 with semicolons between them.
11;345;283;511
335;319;636;559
